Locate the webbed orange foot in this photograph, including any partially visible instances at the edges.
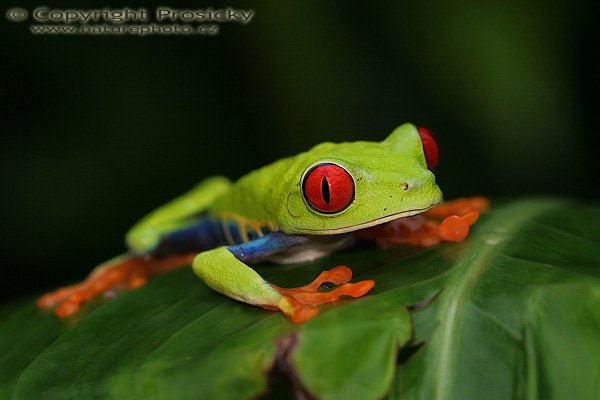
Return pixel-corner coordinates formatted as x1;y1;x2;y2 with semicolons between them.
357;196;490;247
270;266;375;324
438;210;480;242
37;253;195;318
425;196;489;243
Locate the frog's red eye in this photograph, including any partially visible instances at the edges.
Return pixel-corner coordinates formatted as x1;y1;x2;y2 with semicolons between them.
302;163;355;213
417;127;439;169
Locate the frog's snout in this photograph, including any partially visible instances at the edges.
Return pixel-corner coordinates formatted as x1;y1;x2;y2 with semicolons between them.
399;172;442;208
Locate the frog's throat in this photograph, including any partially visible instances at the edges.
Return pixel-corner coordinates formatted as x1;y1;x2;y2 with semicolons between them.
300;206;434;235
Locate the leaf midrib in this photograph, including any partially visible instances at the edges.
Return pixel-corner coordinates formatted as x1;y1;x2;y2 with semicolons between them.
431;199;566;400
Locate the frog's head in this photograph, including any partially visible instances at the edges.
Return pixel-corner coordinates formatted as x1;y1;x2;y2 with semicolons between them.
280;123;443;234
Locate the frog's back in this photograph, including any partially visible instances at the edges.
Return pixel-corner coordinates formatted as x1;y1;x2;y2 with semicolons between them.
207;147;320;225
129;139;381;255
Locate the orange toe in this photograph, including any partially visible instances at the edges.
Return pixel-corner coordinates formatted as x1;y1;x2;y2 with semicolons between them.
294;265;353;292
37;292;65;310
290;305;320;324
55;300;81;318
346;279;375;298
325;266;353;285
36;284;85;310
439;215;470;242
462;210;480;225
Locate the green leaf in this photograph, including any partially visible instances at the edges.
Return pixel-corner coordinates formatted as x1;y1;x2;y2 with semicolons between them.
524;284;600;400
292;300;411;400
1;198;599;400
394;199;600;400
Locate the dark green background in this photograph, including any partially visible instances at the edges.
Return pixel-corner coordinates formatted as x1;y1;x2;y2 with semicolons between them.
1;1;597;301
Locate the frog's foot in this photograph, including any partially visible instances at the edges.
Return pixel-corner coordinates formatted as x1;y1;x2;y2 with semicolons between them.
37;253;195;318
422;196;490;244
268;266;375;324
423;196;490;219
357;196;489;247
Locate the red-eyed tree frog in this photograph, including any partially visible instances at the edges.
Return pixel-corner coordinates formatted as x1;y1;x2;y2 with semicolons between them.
38;123;488;323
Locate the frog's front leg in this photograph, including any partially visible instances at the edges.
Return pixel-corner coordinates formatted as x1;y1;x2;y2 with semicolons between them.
193;233;374;324
357;197;490;247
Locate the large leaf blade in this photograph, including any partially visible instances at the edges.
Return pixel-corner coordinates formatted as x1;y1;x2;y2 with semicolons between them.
1;198;599;399
395;200;600;400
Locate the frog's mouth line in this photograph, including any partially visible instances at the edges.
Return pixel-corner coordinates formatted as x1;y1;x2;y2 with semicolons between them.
302;206;434;235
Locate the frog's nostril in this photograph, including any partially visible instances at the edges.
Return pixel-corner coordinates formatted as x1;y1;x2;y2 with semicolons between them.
402;178;425;191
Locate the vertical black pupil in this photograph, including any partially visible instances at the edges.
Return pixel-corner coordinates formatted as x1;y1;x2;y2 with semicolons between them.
321;176;331;205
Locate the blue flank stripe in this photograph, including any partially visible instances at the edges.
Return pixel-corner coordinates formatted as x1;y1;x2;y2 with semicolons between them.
152;219;222;255
227;232;308;262
150;216;303;260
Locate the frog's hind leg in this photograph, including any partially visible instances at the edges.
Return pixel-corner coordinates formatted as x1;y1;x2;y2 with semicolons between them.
38;177;232;319
37;253;195;318
126;176;232;254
